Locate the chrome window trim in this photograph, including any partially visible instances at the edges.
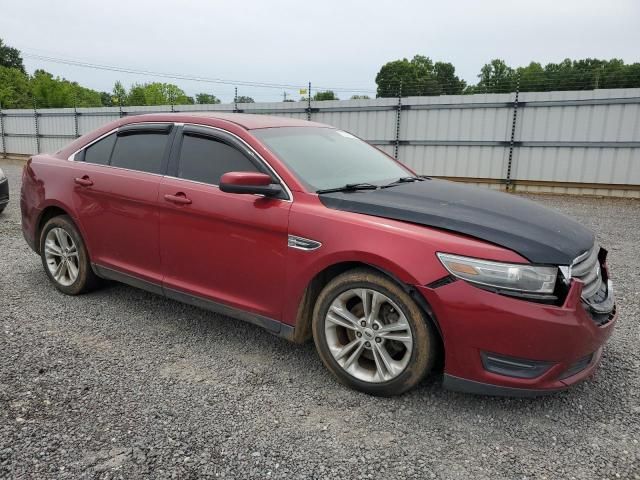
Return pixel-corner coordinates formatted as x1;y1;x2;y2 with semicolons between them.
67;127;118;161
68;121;293;202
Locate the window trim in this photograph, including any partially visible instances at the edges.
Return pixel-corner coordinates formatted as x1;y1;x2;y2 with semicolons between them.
69;123;176;176
77;131;117;165
109;124;175;175
67;121;293;201
167;123;292;202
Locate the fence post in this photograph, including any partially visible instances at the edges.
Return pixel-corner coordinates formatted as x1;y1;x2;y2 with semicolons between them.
505;74;520;191
307;82;312;121
119;98;124;118
73;93;80;138
394;82;403;159
234;87;238;113
0;102;6;159
33;99;40;154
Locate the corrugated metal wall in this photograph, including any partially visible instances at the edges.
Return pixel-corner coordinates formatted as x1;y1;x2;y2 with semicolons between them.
1;88;639;197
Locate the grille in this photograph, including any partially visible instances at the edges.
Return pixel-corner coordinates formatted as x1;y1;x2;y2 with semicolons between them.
572;244;603;300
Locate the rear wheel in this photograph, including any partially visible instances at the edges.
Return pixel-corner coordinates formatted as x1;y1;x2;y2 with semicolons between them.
312;269;437;396
40;215;99;295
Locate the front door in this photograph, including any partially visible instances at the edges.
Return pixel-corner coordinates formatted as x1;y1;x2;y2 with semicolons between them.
158;126;291;320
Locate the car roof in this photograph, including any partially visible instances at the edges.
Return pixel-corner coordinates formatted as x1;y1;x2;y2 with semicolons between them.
132;112;331;130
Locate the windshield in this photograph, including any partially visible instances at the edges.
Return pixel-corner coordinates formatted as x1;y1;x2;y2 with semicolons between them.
252;127;412;191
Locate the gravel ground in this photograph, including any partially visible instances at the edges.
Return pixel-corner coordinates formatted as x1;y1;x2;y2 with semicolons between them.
1;159;639;479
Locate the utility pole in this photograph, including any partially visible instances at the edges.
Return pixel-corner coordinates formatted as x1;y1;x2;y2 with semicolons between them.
283;91;287;102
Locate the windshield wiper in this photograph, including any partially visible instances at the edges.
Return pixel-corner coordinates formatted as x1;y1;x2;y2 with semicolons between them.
316;183;379;194
381;176;425;188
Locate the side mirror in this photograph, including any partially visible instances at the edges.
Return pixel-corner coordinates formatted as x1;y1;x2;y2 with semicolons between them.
219;172;283;197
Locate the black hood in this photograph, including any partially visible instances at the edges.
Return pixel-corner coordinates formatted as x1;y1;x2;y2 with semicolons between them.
318;179;594;265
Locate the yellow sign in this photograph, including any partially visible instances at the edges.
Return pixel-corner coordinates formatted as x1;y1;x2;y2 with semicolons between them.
299;88;307;95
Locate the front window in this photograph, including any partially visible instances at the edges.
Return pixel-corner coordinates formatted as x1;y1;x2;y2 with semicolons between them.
253;127;412;191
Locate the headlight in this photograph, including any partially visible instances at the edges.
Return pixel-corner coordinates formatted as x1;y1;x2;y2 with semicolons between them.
0;168;5;180
436;253;558;294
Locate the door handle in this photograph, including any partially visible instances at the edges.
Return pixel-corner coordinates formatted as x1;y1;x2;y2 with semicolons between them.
164;193;192;205
74;176;93;187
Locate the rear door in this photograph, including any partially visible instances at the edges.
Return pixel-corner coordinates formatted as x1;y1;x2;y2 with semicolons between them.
158;125;291;320
72;123;175;284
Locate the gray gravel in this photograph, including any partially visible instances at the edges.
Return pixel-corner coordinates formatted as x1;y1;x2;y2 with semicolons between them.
1;159;639;479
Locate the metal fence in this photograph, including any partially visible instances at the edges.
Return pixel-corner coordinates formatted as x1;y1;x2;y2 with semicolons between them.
1;88;639;197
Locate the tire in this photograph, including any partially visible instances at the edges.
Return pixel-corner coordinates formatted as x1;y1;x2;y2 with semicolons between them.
0;205;5;214
39;215;100;295
312;268;437;396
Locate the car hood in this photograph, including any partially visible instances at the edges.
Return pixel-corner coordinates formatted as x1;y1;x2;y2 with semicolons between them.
318;179;594;265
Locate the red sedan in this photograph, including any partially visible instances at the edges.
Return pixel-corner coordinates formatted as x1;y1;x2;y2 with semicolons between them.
20;113;617;396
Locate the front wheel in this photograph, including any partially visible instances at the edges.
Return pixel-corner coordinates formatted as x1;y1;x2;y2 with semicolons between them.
312;269;437;396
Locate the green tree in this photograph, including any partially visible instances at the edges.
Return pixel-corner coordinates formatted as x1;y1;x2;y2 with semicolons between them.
30;70;102;107
235;95;254;103
0;38;25;73
476;59;516;93
433;62;466;95
123;82;193;106
195;93;221;104
516;62;545;92
0;66;31;108
99;92;114;107
375;55;461;97
111;81;127;106
313;90;338;101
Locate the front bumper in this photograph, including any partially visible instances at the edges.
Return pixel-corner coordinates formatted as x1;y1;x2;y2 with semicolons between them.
418;278;617;396
0;177;8;209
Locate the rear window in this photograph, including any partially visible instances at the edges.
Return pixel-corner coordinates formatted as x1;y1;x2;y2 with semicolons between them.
110;133;169;174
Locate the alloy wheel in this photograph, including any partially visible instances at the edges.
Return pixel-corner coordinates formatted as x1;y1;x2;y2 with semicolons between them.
44;227;80;287
324;288;414;383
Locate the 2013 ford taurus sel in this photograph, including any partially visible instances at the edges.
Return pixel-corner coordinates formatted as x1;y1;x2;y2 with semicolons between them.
20;113;617;396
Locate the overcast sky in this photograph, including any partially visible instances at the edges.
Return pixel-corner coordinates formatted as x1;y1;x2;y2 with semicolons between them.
3;0;639;102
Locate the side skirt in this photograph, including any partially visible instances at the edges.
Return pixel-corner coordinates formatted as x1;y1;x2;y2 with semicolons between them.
92;263;295;340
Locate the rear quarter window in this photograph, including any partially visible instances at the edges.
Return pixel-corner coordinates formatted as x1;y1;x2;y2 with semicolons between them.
84;133;116;165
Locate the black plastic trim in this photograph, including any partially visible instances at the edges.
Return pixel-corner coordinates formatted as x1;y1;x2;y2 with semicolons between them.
164;287;283;334
118;123;173;135
91;263;292;338
92;264;164;295
426;275;456;289
481;352;553;379
559;353;594;380
218;183;283;197
443;374;565;397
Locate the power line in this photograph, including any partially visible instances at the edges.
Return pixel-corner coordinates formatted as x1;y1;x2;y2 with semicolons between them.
21;51;640;100
22;52;378;94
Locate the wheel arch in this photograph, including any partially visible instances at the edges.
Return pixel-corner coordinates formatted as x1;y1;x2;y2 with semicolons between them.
288;260;444;363
35;204;77;254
